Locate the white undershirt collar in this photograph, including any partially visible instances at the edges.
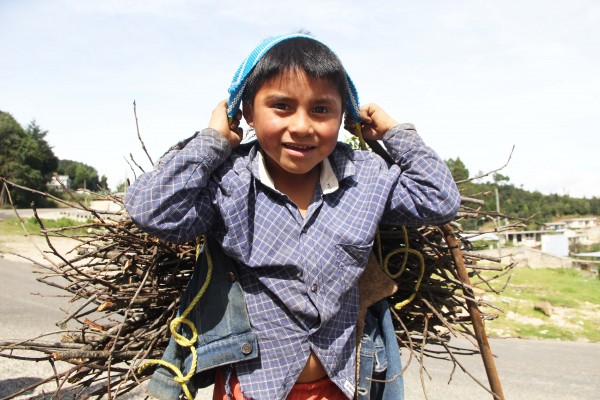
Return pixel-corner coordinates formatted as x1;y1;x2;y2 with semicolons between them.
257;151;339;195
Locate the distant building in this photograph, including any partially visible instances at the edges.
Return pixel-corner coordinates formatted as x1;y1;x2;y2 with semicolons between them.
541;234;569;257
544;221;566;231
500;229;586;249
560;217;598;229
47;175;71;191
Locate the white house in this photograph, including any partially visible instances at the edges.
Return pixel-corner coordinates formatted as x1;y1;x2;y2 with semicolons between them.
501;229;586;249
47;175;71;191
544;221;567;231
560;217;598;229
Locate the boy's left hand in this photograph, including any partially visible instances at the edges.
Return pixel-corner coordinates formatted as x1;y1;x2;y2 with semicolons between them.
344;103;399;141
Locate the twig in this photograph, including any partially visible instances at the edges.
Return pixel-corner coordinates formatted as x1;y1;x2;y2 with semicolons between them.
456;145;515;184
133;100;154;167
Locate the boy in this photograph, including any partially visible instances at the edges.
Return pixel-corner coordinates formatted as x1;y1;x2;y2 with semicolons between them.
126;33;460;400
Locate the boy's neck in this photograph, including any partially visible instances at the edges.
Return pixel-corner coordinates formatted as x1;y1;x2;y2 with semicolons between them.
269;163;321;218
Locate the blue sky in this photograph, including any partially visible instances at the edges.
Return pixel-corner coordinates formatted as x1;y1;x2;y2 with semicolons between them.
1;0;599;197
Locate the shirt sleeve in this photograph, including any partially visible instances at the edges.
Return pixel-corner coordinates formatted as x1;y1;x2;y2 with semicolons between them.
381;123;461;226
124;128;232;243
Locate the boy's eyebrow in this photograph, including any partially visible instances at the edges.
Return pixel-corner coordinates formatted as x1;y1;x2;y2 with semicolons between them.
263;94;340;105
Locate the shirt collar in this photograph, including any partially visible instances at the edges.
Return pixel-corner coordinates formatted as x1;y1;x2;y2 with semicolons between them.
256;150;340;195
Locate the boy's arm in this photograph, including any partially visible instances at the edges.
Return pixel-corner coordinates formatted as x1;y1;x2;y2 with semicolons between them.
125;100;243;243
346;103;460;226
124;128;233;243
382;124;460;226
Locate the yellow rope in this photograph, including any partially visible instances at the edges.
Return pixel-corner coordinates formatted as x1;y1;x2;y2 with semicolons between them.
355;122;368;151
137;237;213;400
356;121;425;310
380;228;426;310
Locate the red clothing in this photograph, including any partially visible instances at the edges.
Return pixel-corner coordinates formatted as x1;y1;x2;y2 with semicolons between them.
213;369;349;400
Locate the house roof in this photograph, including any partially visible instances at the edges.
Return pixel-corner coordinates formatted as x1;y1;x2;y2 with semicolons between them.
573;252;600;258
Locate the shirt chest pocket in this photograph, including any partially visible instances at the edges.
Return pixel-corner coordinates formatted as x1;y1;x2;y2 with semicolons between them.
324;243;372;294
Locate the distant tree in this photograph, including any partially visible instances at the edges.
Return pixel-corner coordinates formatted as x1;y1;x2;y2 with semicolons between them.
445;157;469;182
0;111;25;180
58;159;101;190
493;173;510;184
344;135;361;150
0;112;58;206
116;180;129;193
99;175;109;192
25;121;59;175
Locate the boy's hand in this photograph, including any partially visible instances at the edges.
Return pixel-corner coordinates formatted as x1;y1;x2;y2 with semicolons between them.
209;99;243;148
344;103;399;141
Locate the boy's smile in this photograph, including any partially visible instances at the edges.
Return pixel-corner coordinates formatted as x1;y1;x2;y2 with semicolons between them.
243;68;343;187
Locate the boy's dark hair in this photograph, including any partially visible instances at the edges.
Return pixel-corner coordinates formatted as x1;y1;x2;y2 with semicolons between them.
242;37;349;112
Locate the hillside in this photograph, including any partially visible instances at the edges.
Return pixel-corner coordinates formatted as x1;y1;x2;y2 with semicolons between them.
445;157;600;230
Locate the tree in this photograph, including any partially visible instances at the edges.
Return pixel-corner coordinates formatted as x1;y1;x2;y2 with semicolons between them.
99;175;109;192
58;159;102;190
493;173;510;184
445;157;469;182
0;112;58;207
0;111;25;180
116;180;129;193
25;121;59;176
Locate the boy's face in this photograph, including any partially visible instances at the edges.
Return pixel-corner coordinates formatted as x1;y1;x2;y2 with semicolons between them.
244;68;343;184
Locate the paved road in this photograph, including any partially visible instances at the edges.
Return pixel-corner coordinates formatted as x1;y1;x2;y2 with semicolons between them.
1;257;599;399
0;207;93;222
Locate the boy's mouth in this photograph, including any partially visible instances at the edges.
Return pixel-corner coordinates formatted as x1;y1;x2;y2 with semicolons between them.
282;143;316;153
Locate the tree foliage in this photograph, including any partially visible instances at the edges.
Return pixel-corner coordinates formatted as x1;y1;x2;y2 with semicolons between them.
58;159;106;191
0;111;25;179
1;110;110;206
1;112;58;206
445;157;470;182
444;158;600;229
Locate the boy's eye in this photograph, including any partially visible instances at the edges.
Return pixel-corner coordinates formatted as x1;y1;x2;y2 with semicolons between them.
313;106;328;114
273;103;289;110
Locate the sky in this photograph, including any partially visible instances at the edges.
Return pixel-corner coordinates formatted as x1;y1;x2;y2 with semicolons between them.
1;0;599;197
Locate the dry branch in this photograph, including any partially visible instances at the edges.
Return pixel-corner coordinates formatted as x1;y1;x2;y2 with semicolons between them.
0;146;517;399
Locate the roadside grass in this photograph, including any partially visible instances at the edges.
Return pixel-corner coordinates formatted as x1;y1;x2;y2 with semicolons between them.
478;267;600;341
0;216;91;237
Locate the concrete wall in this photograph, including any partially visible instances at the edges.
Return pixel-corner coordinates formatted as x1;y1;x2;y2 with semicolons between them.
89;200;124;213
474;246;573;268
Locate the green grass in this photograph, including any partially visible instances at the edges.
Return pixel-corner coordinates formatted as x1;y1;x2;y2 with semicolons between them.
500;268;600;306
481;267;600;341
0;216;91;236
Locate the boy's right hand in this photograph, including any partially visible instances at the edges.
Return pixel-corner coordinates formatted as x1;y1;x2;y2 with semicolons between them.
209;99;243;148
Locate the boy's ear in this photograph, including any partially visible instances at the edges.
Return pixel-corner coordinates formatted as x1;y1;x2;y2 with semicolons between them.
242;104;254;127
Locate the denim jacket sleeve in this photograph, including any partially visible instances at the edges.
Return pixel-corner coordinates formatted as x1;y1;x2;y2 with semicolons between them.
146;238;258;400
358;299;405;400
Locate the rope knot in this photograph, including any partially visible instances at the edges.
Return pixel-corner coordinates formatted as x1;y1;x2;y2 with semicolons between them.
174;376;189;384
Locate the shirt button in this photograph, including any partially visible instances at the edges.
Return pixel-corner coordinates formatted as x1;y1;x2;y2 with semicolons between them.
225;272;236;282
310;283;318;293
301;227;308;234
241;342;253;355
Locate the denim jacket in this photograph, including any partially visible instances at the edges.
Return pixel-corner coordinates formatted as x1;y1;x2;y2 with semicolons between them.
146;239;403;400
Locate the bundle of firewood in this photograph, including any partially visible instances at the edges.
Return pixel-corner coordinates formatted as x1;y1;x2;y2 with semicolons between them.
0;171;520;399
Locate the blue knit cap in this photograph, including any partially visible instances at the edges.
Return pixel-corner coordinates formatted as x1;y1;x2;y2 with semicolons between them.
227;33;361;123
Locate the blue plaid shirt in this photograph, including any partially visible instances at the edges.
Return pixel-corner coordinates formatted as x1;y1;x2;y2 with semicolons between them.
125;125;460;399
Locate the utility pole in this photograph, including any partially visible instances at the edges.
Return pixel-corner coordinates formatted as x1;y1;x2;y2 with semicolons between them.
495;187;502;258
0;185;6;208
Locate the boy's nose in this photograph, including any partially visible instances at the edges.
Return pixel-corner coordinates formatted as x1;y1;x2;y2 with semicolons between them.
288;111;314;135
